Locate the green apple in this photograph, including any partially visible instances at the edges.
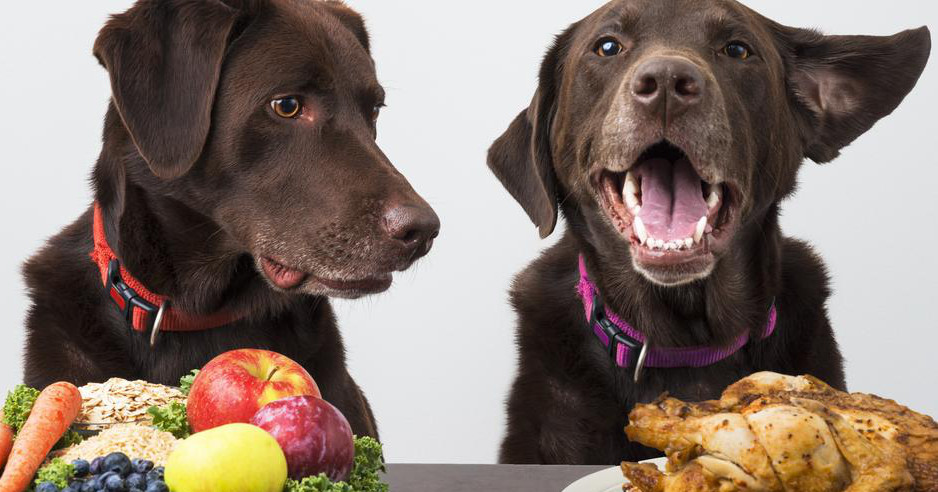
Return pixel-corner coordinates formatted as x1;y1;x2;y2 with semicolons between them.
165;423;287;492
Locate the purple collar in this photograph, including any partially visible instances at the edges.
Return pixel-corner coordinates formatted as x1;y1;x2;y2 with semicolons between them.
577;255;777;382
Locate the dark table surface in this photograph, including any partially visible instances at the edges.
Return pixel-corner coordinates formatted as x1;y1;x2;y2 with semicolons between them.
383;464;611;492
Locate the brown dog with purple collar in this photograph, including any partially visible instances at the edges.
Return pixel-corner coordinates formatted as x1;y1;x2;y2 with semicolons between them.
488;0;930;464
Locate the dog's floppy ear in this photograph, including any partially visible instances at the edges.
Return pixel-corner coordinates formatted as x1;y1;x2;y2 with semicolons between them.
93;0;240;180
487;28;575;239
322;1;371;52
777;25;931;163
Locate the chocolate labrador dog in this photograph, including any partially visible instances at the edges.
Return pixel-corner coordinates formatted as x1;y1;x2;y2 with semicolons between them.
488;0;930;464
21;0;439;439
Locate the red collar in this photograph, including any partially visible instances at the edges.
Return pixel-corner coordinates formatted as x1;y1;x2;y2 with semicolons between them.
90;203;243;342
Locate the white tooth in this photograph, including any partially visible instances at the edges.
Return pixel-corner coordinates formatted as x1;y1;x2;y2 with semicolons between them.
632;217;648;245
625;193;639;211
684;238;693;249
707;191;720;209
664;242;673;251
624;173;640;210
630;205;642;215
693;217;707;244
655;239;665;249
624;172;639;195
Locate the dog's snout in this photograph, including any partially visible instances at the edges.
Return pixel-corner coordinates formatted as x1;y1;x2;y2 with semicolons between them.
630;56;705;123
382;203;440;258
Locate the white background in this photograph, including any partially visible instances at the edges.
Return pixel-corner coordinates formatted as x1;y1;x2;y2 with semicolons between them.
1;1;936;464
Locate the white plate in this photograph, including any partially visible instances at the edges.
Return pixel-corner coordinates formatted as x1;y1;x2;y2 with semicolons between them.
562;458;668;492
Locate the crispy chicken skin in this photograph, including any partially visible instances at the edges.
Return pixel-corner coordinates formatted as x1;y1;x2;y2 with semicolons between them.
622;372;938;492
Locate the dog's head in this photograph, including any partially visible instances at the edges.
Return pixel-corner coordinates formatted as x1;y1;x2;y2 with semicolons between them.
489;0;930;287
94;0;439;299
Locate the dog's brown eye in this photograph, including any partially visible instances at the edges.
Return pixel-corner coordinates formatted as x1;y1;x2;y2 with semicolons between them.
371;104;382;122
271;97;301;118
594;37;624;57
722;42;752;60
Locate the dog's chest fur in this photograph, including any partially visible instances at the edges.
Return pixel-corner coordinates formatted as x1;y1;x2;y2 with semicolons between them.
500;233;846;464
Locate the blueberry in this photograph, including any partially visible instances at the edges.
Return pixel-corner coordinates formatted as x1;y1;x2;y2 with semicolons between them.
90;457;105;475
145;466;164;483
64;482;82;492
145;481;169;492
129;489;144;492
72;459;91;477
96;471;117;489
104;473;126;491
36;482;59;492
80;478;97;492
125;473;146;490
130;459;154;474
103;452;132;477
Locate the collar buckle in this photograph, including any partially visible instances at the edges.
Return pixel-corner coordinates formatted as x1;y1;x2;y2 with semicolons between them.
590;294;648;382
105;259;159;332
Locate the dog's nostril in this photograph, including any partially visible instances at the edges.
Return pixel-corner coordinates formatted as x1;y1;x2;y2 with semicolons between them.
633;75;659;97
395;228;420;244
675;77;700;97
382;204;441;255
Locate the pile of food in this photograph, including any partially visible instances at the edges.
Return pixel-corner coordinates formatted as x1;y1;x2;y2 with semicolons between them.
0;349;389;492
620;372;938;492
75;379;186;426
55;425;178;466
35;454;167;492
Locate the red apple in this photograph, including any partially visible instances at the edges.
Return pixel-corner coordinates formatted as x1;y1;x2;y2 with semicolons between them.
187;349;321;432
250;396;354;481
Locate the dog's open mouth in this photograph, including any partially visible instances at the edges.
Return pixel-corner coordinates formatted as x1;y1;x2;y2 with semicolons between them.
260;257;392;295
598;141;739;277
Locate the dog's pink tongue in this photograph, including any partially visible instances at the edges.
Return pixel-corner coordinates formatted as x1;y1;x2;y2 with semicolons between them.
637;158;707;241
261;258;307;290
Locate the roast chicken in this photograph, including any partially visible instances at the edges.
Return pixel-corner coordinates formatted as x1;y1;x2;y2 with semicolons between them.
622;372;938;492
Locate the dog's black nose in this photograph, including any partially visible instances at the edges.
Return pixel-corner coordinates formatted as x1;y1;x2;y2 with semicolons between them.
631;56;705;124
382;203;441;258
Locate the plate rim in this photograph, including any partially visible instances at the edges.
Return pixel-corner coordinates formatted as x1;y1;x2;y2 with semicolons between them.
561;457;668;492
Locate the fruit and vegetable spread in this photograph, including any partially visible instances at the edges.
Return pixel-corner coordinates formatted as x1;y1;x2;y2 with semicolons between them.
0;349;389;492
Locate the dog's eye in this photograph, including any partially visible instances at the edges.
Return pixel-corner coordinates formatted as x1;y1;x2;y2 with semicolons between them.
722;42;752;60
594;37;624;57
371;104;382;122
271;97;302;118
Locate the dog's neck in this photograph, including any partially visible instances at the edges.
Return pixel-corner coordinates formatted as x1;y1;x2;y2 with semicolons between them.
91;111;301;318
577;208;783;348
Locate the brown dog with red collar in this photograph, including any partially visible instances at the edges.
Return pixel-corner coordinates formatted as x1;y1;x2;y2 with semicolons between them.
22;0;439;439
488;0;930;464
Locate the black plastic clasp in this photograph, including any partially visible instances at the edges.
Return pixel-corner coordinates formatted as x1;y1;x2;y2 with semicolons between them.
590;294;643;369
105;259;158;329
